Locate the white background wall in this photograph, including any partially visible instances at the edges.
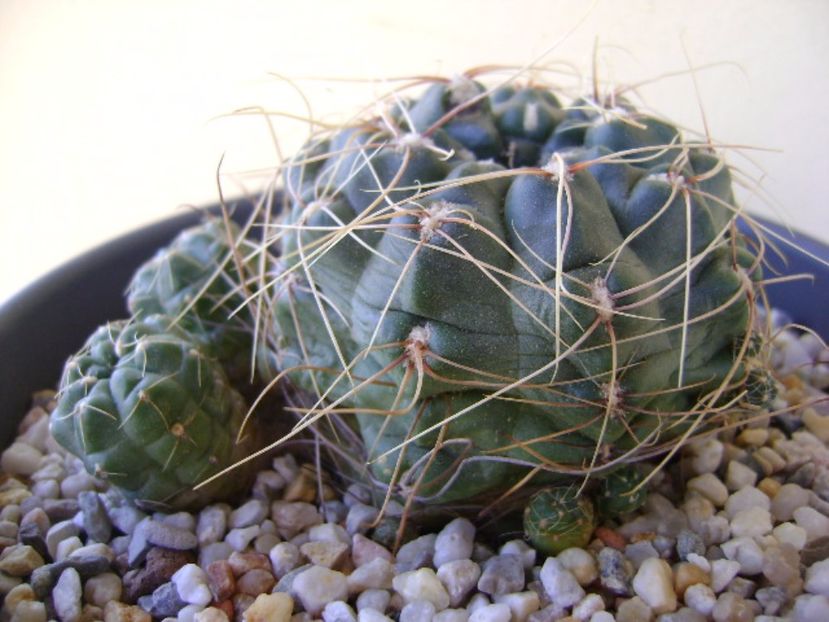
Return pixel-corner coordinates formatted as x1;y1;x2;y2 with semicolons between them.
1;0;827;304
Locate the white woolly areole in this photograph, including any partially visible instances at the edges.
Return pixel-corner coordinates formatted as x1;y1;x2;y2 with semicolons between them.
397;132;432;150
449;74;481;106
590;277;615;323
419;200;458;241
602;381;625;417
541;154;574;181
405;324;431;365
647;171;687;187
523;102;540;134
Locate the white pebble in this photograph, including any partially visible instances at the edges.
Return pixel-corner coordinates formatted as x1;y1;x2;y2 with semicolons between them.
60;471;97;498
437;559;482;608
225;525;260;551
434;518;476;568
710;559;741;592
293;566;349;616
53;567;82;622
687;438;724;474
322;600;357;622
172;563;212;606
773;522;808;551
683;582;716;616
556;548;598;586
771;483;811;522
393;568;450;610
357;609;393;622
725;486;770;518
0;442;44;476
400;600;437;622
493;591;540;621
687;474;728;506
309;523;351;546
178;604;205;622
196;505;228;546
55;536;82;562
730;507;773;538
794;506;829;542
434;610;470;622
539;557;585;608
347;558;395;594
632;558;677;614
720;537;764;576
572;593;604;621
589;613;614;622
793;593;829;622
725;461;757;491
355;589;390;613
498;540;536;571
468;603;511;622
83;572;122;607
805;559;829;597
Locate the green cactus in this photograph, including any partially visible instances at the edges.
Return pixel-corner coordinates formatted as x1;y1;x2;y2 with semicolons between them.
264;72;766;526
594;466;647;518
49;315;258;510
523;486;596;555
127;218;262;381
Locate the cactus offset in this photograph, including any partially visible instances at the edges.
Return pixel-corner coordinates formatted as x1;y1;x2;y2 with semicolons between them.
50;315;257;510
262;71;769;525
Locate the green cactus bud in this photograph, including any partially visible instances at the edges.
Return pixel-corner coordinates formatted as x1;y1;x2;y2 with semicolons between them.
595;467;647;518
50;315;257;510
523;487;596;555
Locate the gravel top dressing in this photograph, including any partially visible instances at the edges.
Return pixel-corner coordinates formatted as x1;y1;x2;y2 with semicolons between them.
0;312;826;622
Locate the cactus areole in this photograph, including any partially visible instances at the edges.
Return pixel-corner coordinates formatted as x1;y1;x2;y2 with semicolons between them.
270;73;766;516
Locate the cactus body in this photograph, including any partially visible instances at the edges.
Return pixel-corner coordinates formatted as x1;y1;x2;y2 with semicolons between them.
268;75;764;516
50;315;255;510
523;487;596;555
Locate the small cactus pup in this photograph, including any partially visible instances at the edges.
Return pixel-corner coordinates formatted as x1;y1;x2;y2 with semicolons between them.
127;216;268;382
261;70;771;541
523;486;596;555
49;314;259;510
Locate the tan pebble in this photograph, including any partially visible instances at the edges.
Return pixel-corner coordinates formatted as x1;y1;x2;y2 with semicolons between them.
236;568;276;596
244;592;294;622
81;604;103;620
757;477;782;499
2;582;35;616
193;607;230;622
755;447;786;473
736;428;768;447
0;546;43;577
673;562;711;599
227;551;271;576
319;484;338;502
595;527;625;550
0;489;31;507
615;596;654;622
300;541;349;569
103;601;152;622
803;408;829;442
686;474;728;507
9;600;46;622
283;467;317;503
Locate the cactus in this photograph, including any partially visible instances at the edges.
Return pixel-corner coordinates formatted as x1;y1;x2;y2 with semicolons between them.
49;314;258;510
523;486;596;555
263;72;768;524
127;218;263;381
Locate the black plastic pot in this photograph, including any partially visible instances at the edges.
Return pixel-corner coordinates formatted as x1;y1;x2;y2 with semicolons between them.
0;206;826;450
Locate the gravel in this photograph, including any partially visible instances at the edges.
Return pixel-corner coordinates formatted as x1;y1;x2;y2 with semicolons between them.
0;321;827;621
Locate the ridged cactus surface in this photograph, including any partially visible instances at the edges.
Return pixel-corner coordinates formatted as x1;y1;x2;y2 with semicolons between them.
50;315;254;510
268;75;764;510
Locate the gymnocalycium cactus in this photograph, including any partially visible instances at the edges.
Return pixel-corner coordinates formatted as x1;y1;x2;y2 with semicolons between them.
50;314;256;510
264;71;768;523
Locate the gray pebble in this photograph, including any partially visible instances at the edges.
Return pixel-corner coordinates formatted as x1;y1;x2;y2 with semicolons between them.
52;566;82;622
625;541;659;569
198;541;233;568
128;518;152;566
477;554;525;596
148;581;189;618
46;520;80;560
100;490;146;535
598;547;632;596
230;499;268;529
676;529;706;561
356;588;391;612
273;563;311;595
43;499;80;522
323;500;348;524
197;504;228;546
345;503;379;535
144;519;198;550
755;585;788;615
434;518;476;568
30;479;60;500
395;534;437;573
158;511;196;532
78;491;112;543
